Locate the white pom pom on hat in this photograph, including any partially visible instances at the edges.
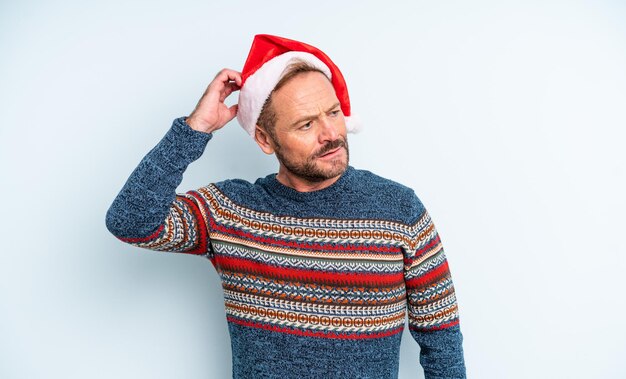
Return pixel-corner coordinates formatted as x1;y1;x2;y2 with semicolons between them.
237;34;362;137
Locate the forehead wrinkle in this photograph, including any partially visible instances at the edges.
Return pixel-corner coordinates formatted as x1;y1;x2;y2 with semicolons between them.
277;85;327;109
273;76;338;126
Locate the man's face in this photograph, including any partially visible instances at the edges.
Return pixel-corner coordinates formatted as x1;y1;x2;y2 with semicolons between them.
265;71;349;183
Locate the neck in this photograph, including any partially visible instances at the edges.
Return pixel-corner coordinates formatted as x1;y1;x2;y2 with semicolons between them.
276;166;343;192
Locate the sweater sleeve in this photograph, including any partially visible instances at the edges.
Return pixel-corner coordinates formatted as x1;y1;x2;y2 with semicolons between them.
404;197;466;379
105;117;214;257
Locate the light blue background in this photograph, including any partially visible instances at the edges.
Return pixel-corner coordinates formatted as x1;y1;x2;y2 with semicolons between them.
1;1;625;378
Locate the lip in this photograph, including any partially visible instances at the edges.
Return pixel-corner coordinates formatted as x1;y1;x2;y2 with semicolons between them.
318;146;343;159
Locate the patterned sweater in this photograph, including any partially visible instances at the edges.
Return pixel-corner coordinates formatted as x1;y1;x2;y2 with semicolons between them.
105;117;466;379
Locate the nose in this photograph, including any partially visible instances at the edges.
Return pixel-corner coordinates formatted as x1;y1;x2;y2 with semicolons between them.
318;114;340;142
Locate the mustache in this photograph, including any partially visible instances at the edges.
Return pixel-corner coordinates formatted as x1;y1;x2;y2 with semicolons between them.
315;138;347;157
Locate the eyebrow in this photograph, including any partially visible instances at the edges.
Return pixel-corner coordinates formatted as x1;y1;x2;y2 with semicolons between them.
290;102;341;127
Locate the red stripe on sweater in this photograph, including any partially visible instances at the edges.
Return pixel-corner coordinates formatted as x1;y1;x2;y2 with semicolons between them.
118;224;164;243
214;255;404;286
405;260;450;288
409;318;460;332
227;316;404;340
179;194;208;255
414;234;441;259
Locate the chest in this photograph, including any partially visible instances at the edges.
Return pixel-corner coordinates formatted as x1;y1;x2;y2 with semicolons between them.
200;186;413;338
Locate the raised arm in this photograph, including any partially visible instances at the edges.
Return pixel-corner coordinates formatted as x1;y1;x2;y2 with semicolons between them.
105;69;242;256
404;196;466;378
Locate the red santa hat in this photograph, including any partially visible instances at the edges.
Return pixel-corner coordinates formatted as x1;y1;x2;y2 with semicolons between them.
237;34;361;137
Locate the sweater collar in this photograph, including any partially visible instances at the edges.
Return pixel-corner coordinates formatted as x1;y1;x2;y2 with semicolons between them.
260;165;356;202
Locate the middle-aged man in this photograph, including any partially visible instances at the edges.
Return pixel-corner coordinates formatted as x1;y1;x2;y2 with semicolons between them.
106;34;466;379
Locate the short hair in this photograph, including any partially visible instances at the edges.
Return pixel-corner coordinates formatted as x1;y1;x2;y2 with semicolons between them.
256;60;327;139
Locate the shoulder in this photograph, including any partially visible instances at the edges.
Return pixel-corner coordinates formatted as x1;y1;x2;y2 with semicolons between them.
201;175;289;212
208;177;267;205
350;167;426;225
351;168;414;194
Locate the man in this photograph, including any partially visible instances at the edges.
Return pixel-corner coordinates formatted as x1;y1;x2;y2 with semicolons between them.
106;34;466;379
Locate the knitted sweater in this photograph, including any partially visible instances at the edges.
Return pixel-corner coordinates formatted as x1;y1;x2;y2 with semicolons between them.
105;117;466;379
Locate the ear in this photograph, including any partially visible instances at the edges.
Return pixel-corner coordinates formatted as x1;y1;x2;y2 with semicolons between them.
254;125;275;155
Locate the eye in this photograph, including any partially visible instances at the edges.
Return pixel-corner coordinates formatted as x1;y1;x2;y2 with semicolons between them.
300;121;312;130
329;109;341;117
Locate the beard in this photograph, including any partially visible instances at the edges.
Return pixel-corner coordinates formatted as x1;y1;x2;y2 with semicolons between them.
273;136;350;183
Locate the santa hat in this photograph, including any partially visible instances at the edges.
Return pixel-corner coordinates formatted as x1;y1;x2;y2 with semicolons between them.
237;34;361;137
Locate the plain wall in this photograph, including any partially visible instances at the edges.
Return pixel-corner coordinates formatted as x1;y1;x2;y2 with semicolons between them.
1;0;625;378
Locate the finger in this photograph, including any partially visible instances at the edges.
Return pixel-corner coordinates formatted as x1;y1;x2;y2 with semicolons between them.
224;70;243;87
210;70;241;96
226;104;239;121
222;69;243;86
228;81;242;91
215;68;243;85
233;72;243;87
220;82;241;102
203;69;243;107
